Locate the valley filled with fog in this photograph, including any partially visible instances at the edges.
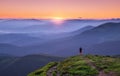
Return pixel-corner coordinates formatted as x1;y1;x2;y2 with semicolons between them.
0;19;120;56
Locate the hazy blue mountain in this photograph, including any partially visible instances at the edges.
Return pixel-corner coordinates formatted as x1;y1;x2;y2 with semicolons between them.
20;26;95;56
25;22;120;56
0;43;45;56
0;43;23;55
0;19;53;34
85;40;120;55
0;25;95;56
71;25;94;35
0;54;17;71
0;21;120;56
0;33;43;46
43;25;94;39
1;19;119;34
0;19;43;29
75;22;120;44
0;54;63;76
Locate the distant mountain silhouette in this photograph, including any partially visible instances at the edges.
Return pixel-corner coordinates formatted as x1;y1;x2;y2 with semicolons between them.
0;54;63;76
71;25;94;35
32;22;120;56
0;33;42;46
0;43;24;55
0;22;120;56
85;40;120;55
1;19;118;34
74;22;120;44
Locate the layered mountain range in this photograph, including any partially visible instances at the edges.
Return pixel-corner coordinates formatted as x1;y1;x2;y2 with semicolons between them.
0;19;120;56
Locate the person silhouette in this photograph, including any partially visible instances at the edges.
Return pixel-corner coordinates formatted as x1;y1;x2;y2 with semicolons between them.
79;47;83;55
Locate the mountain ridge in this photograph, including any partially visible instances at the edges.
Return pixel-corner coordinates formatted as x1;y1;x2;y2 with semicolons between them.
0;54;64;76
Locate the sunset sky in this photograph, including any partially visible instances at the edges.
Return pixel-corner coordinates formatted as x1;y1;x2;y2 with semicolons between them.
0;0;120;19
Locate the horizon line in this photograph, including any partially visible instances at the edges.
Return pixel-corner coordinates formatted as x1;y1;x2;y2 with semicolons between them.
0;17;120;20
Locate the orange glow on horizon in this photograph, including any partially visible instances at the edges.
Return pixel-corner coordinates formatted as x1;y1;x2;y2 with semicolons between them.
51;17;64;25
0;0;120;19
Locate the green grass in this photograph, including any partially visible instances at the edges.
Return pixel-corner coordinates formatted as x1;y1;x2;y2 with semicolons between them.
28;55;120;76
57;56;98;76
52;71;57;76
86;55;120;75
28;62;57;76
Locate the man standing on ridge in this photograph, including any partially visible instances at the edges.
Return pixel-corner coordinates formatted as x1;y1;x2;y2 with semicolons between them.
79;47;83;55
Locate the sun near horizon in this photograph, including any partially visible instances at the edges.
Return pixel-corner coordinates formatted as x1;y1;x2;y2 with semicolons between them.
50;17;65;25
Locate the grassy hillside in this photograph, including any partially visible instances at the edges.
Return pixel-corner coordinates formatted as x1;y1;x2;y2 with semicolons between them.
28;55;120;76
28;62;58;76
